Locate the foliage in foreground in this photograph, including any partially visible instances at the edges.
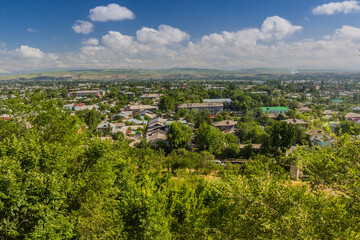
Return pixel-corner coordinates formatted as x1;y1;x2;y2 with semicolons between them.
0;99;360;239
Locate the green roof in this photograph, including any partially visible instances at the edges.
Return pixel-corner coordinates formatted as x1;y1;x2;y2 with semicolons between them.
261;107;289;111
317;141;330;146
332;99;343;103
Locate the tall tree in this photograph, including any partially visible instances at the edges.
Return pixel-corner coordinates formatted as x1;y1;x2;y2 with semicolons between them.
167;122;193;150
194;123;224;154
269;121;296;152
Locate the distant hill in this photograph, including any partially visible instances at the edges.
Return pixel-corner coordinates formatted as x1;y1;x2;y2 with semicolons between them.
0;68;245;81
1;67;360;81
236;68;294;74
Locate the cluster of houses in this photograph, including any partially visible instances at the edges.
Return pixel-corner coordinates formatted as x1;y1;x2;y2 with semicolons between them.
93;99;239;146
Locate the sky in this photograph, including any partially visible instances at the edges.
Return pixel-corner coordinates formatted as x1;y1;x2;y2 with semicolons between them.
1;0;360;73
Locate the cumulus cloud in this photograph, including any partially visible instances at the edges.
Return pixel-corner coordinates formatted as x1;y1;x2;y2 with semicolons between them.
102;31;135;50
15;45;45;59
333;25;360;40
261;16;302;40
72;20;94;34
89;3;135;22
136;25;190;45
313;0;360;15
197;16;301;49
27;27;39;33
3;17;360;73
81;38;99;45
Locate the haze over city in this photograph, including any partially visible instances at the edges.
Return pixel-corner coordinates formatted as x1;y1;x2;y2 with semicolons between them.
1;0;360;74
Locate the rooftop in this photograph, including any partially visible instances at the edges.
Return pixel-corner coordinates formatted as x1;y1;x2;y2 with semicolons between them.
178;102;223;108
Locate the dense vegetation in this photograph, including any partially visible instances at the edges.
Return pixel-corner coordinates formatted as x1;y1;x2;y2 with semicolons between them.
1;93;360;239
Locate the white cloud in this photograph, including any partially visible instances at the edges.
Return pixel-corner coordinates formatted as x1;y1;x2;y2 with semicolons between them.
89;3;135;22
313;0;360;15
3;18;360;73
72;20;94;34
102;31;135;50
197;16;301;48
261;16;302;40
0;42;5;48
81;38;99;45
136;25;190;45
333;25;360;40
15;45;45;59
27;27;39;33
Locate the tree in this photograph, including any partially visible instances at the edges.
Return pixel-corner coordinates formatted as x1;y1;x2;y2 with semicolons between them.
194;123;224;154
159;95;176;112
269;121;296;152
167;122;193;150
335;120;360;135
237;121;265;144
288;100;300;110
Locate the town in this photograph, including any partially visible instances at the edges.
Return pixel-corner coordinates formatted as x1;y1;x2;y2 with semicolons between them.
1;70;360;179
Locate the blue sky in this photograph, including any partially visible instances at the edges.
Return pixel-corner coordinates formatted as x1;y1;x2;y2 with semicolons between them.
1;0;360;73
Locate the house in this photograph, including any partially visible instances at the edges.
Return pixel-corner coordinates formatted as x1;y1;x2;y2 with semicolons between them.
147;117;167;132
346;112;360;121
298;107;312;113
203;98;232;104
119;91;135;97
97;121;115;135
126;119;148;125
282;119;309;128
212;120;238;131
353;106;360;112
307;130;334;147
177;103;224;115
112;123;125;133
112;112;130;120
323;110;338;116
0;114;11;120
267;113;287;119
128;104;157;115
140;93;163;101
139;110;156;119
146;129;168;144
261;107;289;114
68;90;101;98
332;99;343;103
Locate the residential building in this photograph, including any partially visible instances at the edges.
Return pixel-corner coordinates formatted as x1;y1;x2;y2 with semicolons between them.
68;90;101;98
140;93;163;100
119;91;135;97
282;119;309;128
261;107;289;114
212;120;238;131
203;98;232;104
346;112;360;121
128;104;157;114
177;103;223;114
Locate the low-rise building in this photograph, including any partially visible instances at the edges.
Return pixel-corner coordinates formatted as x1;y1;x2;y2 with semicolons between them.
203;98;232;104
177;103;223;114
140;93;163;100
346;112;360;121
261;107;289;114
282;118;309;128
68;90;101;98
212;120;238;131
128;104;157;115
119;91;135;97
